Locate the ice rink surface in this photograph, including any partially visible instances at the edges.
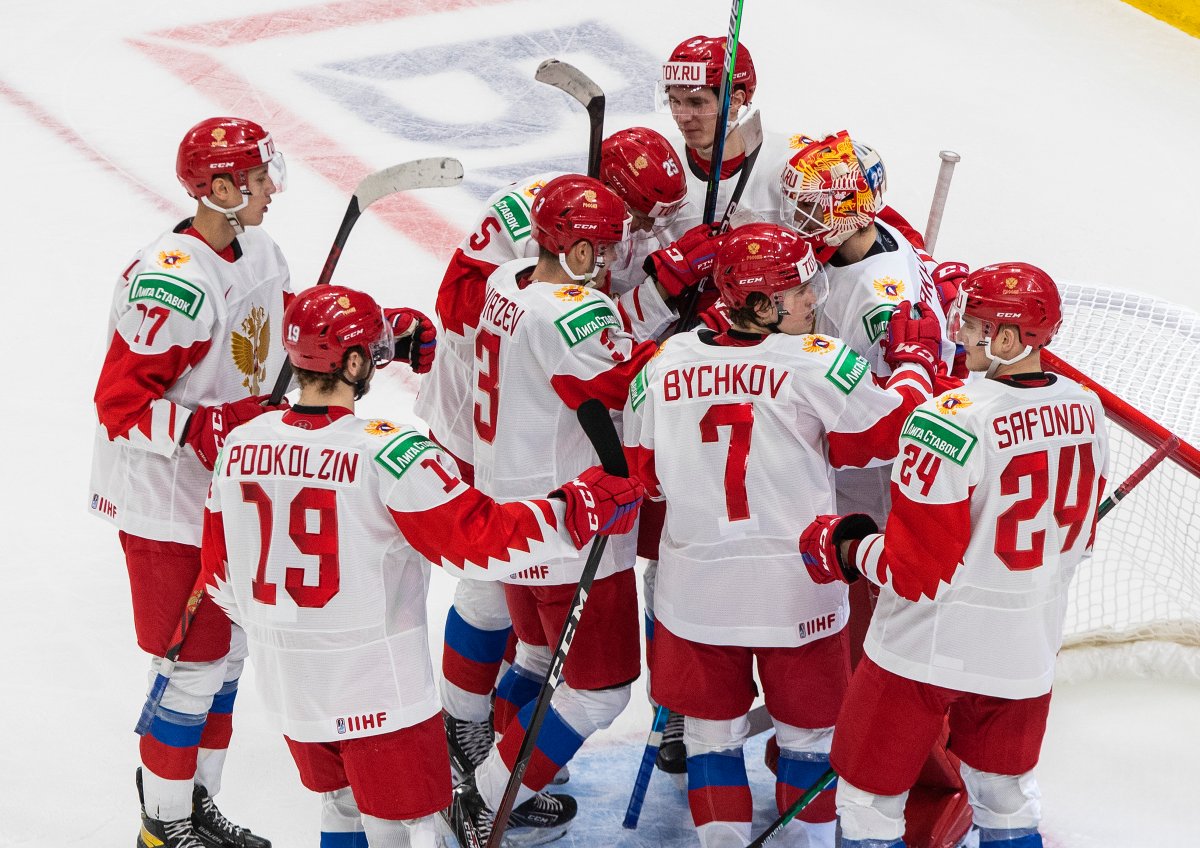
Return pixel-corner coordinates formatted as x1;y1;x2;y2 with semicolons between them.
2;0;1198;845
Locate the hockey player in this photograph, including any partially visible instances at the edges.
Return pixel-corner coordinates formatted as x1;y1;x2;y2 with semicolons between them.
443;174;662;845
201;284;643;848
416;128;693;782
623;223;941;848
89;116;289;848
800;263;1109;848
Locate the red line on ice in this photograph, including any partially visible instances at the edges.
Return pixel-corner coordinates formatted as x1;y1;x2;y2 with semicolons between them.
0;79;180;216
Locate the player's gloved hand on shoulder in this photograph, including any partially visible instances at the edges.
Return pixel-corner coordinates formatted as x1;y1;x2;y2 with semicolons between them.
183;394;288;471
550;465;645;549
385;307;437;374
884;301;942;384
698;299;732;334
644;223;724;297
799;513;878;585
931;261;969;311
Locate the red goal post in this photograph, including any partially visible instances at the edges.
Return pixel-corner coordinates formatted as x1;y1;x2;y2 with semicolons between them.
1044;283;1200;681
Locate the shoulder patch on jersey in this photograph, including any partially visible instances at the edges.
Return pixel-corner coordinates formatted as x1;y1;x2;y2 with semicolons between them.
902;409;978;466
801;334;836;355
554;299;620;347
935;392;973;416
630;368;649;411
491;192;532;241
364;419;402;437
861;302;896;344
824;345;870;395
129;271;206;319
873;277;905;301
553;285;590;303
523;179;547;199
374;430;438;480
157;249;190;269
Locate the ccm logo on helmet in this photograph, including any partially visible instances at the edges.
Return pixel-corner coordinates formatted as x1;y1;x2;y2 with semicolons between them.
210;162;235;169
996;311;1022;318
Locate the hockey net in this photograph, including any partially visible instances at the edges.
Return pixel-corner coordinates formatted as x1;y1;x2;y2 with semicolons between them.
1046;284;1200;682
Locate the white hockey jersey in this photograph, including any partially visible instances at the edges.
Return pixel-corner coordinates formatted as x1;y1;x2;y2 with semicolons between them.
623;330;934;647
202;408;583;742
851;375;1110;698
470;261;659;585
415;172;676;463
90;223;291;545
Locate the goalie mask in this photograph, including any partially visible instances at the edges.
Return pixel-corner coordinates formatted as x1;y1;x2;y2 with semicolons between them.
946;262;1063;372
283;285;394;376
714;223;828;326
531;175;631;285
780;131;886;248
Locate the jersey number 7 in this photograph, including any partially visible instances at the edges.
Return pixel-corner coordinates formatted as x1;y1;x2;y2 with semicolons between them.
700;403;755;522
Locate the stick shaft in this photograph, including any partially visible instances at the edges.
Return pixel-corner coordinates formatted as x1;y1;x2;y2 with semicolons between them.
923;150;960;254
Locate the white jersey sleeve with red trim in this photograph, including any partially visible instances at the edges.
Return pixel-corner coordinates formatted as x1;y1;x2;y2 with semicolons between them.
202;412;579;743
622;331;928;647
89;226;291;545
852;376;1109;698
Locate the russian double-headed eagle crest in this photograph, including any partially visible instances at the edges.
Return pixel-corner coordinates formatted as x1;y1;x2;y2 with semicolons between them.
211;128;228;147
232;306;270;394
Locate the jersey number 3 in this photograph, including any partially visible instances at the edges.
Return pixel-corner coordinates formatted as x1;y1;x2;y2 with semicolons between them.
241;483;340;608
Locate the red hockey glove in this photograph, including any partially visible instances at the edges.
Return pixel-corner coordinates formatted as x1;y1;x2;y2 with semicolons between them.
698;299;732;334
799;513;878;585
644;224;724;298
931;261;969;311
183;395;287;471
386;307;437;374
884;301;942;384
550;465;645;549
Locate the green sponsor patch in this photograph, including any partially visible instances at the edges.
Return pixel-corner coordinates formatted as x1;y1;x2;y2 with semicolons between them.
824;346;870;395
129;272;206;319
862;303;896;344
901;410;978;466
491;192;532;241
554;300;620;347
629;368;649;411
375;430;438;480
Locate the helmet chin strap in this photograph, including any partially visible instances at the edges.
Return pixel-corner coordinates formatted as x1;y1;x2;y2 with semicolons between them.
201;192;249;235
558;249;605;286
337;359;375;400
982;335;1033;377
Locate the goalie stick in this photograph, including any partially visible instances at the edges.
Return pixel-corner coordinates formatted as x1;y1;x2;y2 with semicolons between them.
535;59;605;179
484;399;628;848
267;156;465;404
135;158;464;736
747;423;1181;846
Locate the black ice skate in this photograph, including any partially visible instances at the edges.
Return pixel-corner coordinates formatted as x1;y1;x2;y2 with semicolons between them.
445;710;496;780
443;774;576;847
136;768;206;848
655;709;687;774
191;783;271;848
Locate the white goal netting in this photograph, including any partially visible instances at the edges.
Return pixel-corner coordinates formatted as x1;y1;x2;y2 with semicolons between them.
1048;284;1200;680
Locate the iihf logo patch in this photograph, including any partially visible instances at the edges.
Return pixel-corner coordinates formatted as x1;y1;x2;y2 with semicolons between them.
336;718;347;735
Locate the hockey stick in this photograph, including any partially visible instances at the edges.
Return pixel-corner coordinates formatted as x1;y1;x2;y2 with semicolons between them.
535;59;605;179
747;434;1181;845
136;158;464;736
923;150;960;255
701;0;748;226
623;704;670;828
674;108;764;333
267;156;465;404
485;401;627;848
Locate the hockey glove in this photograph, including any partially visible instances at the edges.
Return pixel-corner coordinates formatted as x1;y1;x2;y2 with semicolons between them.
884;301;942;385
698;299;733;334
550;465;645;549
798;513;878;585
931;261;969;311
644;223;724;298
386;307;437;374
183;395;287;471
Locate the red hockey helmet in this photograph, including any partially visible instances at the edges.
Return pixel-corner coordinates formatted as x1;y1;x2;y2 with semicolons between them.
661;35;757;103
947;263;1063;349
600;127;687;220
283;285;394;373
714;223;827;312
176;117;286;199
530;175;630;254
780;131;886;248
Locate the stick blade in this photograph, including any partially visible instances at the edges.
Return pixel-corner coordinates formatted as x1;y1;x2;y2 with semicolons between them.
354;157;464;210
535;58;603;108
